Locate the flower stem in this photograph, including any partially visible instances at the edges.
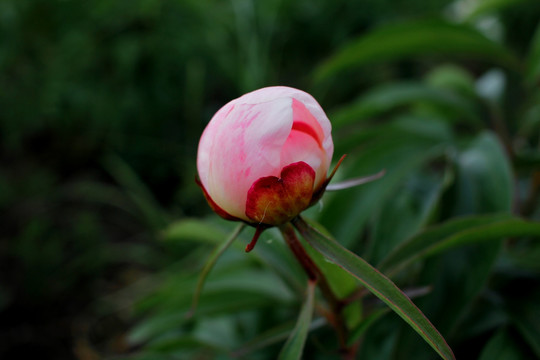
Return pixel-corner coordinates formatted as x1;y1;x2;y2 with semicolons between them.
279;223;319;281
279;222;352;357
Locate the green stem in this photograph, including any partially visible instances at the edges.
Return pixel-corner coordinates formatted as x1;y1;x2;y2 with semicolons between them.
279;222;352;357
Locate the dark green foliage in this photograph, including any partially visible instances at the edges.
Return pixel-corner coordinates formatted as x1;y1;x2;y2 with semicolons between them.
1;0;540;359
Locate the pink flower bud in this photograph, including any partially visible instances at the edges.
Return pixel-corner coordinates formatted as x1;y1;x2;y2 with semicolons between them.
197;86;334;226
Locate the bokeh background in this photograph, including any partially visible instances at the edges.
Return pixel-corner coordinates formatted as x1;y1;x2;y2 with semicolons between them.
1;0;540;359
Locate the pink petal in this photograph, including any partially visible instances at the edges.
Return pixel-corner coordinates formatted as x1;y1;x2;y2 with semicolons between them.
198;97;294;220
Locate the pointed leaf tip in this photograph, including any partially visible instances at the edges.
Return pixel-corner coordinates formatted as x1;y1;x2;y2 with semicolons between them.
326;169;386;191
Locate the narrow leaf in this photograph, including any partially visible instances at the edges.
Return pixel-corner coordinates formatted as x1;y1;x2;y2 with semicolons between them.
278;280;316;360
330;82;481;129
326;169;386;191
509;296;540;358
347;308;390;346
233;318;326;358
464;0;530;21
526;21;540;85
188;223;245;317
103;154;169;229
379;215;540;275
293;217;455;360
478;330;525;360
315;20;520;82
321;129;449;247
378;214;510;272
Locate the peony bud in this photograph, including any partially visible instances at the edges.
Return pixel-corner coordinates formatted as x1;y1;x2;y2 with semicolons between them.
197;86;334;227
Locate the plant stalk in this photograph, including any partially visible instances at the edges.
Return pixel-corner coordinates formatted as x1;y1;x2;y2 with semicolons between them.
279;222;354;358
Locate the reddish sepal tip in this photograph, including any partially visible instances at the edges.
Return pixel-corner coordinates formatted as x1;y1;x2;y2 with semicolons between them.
245;162;316;226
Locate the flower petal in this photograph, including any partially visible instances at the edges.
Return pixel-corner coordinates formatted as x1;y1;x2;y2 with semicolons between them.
197;86;334;222
198;97;294;220
280;129;325;189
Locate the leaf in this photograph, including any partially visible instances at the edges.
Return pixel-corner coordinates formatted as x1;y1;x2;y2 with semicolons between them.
315;19;520;82
129;292;271;345
504;235;540;271
298;218;359;299
526;21;540;85
453;295;507;342
102;154;168;229
424;64;477;97
448;132;513;215
378;214;517;273
367;170;447;265
478;330;526;360
375;216;540;346
402;219;540;270
393;131;516;341
278;280;316;360
509;292;540;357
163;220;306;295
464;0;531;21
130;276;294;345
326;169;386;191
163;218;231;246
347;308;390;346
330;82;481;130
320;117;451;247
233;318;326;358
188;223;245;316
146;335;225;353
293;217;455;360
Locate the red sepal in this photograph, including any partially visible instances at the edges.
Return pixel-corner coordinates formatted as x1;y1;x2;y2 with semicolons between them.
245;161;315;226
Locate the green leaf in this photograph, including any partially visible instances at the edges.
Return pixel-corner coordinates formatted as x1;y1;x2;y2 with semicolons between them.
130;277;293;345
278;280;316;360
300;218;360;299
293;217;455;360
504;236;540;271
517;90;540;140
320;117;451;247
526;21;540;85
424;64;477;97
330;82;481;129
163;220;306;295
378;214;519;273
103;154;169;229
392;131;516;342
315;19;520;82
147;335;225;353
375;215;540;344
188;223;245;316
233;318;326;358
368;171;446;265
129;292;271;345
478;330;526;360
326;169;386;192
163;218;231;246
403;219;540;269
464;0;532;21
509;294;540;357
347;308;390;346
449;132;513;215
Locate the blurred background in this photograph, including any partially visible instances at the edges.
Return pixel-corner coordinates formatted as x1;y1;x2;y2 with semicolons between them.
1;0;540;359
